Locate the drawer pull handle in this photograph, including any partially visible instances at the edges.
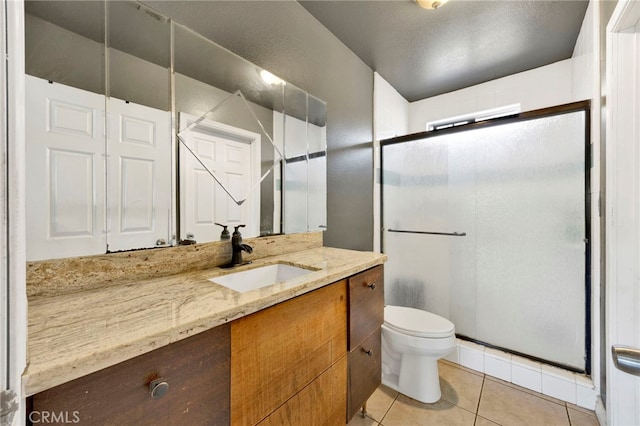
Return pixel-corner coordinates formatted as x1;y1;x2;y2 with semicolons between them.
149;378;169;399
366;283;376;290
363;348;373;357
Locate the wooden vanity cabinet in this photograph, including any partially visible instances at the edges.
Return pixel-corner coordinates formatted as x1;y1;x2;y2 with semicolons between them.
27;264;384;426
230;280;347;425
347;265;384;422
27;324;231;426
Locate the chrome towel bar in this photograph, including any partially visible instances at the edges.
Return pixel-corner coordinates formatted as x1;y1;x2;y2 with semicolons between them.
387;229;467;237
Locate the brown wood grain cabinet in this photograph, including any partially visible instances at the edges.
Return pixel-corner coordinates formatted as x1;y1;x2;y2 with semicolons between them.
27;265;384;426
257;355;348;426
346;265;384;422
28;324;231;426
230;280;348;425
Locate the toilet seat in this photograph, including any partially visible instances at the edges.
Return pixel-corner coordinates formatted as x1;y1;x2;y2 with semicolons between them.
384;305;455;338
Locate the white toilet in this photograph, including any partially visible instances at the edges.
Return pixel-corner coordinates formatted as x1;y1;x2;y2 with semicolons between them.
381;305;456;403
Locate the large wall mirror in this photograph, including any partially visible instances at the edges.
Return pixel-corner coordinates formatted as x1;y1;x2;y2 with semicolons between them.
24;0;327;261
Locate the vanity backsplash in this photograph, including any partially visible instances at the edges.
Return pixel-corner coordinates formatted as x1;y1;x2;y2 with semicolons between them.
27;232;323;299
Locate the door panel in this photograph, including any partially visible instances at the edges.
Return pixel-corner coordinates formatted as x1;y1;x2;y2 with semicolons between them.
48;149;95;237
26;75;106;261
106;98;171;251
119;157;154;232
179;115;259;242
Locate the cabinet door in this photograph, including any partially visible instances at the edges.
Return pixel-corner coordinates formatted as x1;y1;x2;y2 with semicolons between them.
29;324;230;426
348;265;384;350
347;329;382;421
231;281;347;425
258;355;347;426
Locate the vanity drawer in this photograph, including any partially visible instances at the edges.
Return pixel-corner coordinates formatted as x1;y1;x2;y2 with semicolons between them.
28;324;230;426
348;265;384;350
347;328;382;421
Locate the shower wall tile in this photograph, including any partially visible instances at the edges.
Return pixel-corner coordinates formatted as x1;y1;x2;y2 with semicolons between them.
448;343;596;409
541;365;577;404
511;356;542;393
459;341;484;373
575;375;597;410
484;348;512;382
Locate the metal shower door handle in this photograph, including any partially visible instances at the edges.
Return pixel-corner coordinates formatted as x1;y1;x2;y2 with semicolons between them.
612;345;640;377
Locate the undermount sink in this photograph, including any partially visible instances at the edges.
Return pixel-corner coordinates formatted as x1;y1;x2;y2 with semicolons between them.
209;263;316;293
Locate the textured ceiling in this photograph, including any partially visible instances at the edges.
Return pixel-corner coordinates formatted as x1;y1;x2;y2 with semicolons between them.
299;0;589;101
26;0;589;104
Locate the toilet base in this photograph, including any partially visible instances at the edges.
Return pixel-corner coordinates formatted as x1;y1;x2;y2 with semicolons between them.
382;355;442;403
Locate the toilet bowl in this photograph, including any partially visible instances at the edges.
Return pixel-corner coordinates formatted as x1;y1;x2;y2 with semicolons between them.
381;305;456;403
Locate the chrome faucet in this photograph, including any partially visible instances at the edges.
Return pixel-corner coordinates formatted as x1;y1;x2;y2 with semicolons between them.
231;224;253;266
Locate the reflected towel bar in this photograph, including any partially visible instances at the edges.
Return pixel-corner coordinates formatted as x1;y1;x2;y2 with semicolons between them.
387;229;467;237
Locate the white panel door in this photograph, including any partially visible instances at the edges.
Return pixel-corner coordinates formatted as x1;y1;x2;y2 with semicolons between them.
25;75;106;261
106;98;171;251
180;118;258;242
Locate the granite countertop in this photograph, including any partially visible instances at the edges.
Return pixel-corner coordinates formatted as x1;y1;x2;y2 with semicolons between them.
23;247;387;396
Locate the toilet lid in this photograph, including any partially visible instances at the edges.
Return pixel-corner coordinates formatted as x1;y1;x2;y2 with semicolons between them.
384;305;455;338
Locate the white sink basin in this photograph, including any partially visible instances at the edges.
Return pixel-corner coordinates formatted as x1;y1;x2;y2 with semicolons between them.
209;263;315;293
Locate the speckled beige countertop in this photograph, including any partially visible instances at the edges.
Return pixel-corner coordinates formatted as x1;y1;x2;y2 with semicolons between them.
24;246;386;396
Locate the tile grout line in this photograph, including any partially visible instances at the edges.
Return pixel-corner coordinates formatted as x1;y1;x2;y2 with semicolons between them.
473;374;487;426
376;391;400;425
565;402;572;425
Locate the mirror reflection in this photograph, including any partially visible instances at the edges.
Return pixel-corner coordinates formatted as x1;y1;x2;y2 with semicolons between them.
25;1;107;261
24;0;327;261
105;0;172;252
174;23;283;242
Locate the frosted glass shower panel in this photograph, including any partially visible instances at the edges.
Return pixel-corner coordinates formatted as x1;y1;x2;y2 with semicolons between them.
473;112;586;369
284;159;308;234
383;138;450;231
381;107;587;371
446;134;478;338
307;155;326;231
382;137;469;321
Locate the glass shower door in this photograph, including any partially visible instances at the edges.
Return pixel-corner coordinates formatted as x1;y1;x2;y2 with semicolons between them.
381;108;588;371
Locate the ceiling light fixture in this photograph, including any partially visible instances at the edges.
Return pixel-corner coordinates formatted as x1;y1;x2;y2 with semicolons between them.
260;70;286;86
414;0;450;9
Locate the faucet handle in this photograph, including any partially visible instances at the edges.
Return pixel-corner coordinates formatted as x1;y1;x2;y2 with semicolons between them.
233;224;246;232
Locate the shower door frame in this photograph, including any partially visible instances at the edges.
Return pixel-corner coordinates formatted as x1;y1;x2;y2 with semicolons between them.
380;100;592;374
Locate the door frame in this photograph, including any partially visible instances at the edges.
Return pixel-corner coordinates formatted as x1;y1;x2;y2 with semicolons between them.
178;112;261;239
605;1;640;424
2;0;26;423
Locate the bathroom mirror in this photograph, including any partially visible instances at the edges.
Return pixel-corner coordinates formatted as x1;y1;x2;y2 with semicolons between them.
105;1;173;252
24;0;327;261
24;1;108;261
174;23;283;242
306;95;328;232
